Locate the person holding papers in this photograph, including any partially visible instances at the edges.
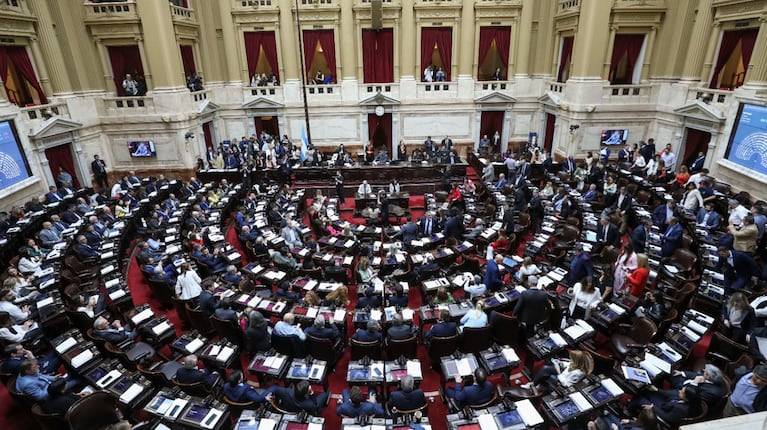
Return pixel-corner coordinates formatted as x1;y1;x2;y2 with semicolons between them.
722;292;755;345
520;350;588;390
446;367;494;408
176;354;220;388
223;370;275;403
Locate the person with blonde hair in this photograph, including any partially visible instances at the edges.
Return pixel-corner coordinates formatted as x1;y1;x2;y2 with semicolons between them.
522;350;588;390
624;253;649;298
460;300;488;328
325;286;350;307
723;291;755;345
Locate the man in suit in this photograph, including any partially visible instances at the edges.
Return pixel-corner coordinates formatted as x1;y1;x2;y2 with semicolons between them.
93;316;137;344
512;184;528;213
336;385;385;417
594;217;621;254
423;136;434;154
39;222;62;247
83;224;102;247
446;368;494;408
418;212;437;237
424;310;457;341
272;380;329;416
443;209;464;240
653;364;727;409
568;244;593;285
355;287;381;309
661;217;683;257
390;375;426;412
176;354;220;388
304;315;340;342
61;205;83;224
16;359;80;402
388;315;417;340
716;246;761;292
352;320;383;342
562;156;576;178
617;145;629;163
198;283;220;317
387;283;409;308
514;275;550;336
614;187;632;214
281;219;303;248
529;189;544;233
690;151;706;173
696;203;720;231
631;386;703;427
631;218;653;253
495;173;507;190
45;186;63;204
484;254;504;292
192;245;226;272
223;265;243;285
652;200;678;232
91;154;109;189
500;204;514;232
76;234;100;259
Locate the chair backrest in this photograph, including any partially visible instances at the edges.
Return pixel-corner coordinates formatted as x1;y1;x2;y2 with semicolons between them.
210;315;244;346
299;267;324;281
489;311;519;348
6;376;35;409
468;390;499;410
65;391;121;430
631;317;658;345
708;332;749;364
387;335;418;359
427;334;460;364
459;326;493;354
172;376;211;397
271;333;307;358
655;308;678;340
580;344;615;376
725;353;755;380
350;338;383;361
185;304;216;336
171;297;193;329
147;278;174;306
672;248;697;271
305;335;338;364
31;403;66;430
561;225;580;242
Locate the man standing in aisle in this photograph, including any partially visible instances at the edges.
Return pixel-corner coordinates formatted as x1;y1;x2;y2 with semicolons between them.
334;171;345;206
91;154;109;190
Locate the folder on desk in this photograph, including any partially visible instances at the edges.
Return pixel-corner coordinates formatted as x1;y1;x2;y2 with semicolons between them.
55;337;77;353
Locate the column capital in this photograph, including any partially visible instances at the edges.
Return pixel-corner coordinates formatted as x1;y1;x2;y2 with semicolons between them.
759;17;767;24
94;37;102;44
610;26;619;32
134;36;144;42
712;20;721;28
27;35;38;43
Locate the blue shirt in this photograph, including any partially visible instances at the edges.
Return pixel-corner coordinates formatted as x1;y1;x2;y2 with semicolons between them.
460;310;488;328
274;321;306;341
731;373;762;413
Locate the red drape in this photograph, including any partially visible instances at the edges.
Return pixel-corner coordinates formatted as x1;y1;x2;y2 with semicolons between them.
202;122;213;150
362;29;394;83
107;45;144;96
609;34;645;84
557;36;574;83
180;45;196;75
0;46;48;104
544;113;556;154
45;144;81;189
302;30;336;83
244;32;280;81
480;111;504;140
709;30;745;88
367;113;392;154
740;29;758;75
421;27;453;81
681;129;710;168
477;26;511;80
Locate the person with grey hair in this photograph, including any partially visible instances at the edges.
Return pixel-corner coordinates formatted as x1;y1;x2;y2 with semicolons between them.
464;274;487;300
175;354;220;388
724;364;767;416
274;313;306;341
352;319;382;342
387;315;417;340
514;274;549;337
649;363;726;409
304;314;340;341
223;265;243;285
390;374;426;412
728;199;750;226
93;316;137;344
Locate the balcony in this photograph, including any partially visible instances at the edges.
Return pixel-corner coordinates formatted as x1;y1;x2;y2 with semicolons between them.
415;82;457;99
246;85;283;99
102;96;155;116
601;84;654;104
475;80;512;92
306;84;341;100
0;0;30;16
547;81;566;94
361;83;399;99
19;103;71;129
191;89;211;103
84;0;139;23
557;0;580;13
169;3;195;23
687;87;731;107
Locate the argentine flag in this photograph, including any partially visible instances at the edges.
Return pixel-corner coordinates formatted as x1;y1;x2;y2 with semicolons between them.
301;126;309;162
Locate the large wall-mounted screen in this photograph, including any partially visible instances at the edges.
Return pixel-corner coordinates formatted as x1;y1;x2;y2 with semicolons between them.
726;103;767;176
0;120;32;190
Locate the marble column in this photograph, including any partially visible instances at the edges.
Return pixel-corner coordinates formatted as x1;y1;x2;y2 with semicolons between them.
744;18;767;87
399;0;416;79
136;0;185;89
514;0;533;78
571;0;612;80
26;38;53;98
217;0;243;83
278;0;299;82
681;0;714;81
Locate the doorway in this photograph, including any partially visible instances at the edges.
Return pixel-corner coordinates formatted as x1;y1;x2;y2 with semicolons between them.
45;143;81;188
543;113;556;154
367;113;392;157
254;116;279;139
479;111;504;153
202;121;214;150
681;128;711;169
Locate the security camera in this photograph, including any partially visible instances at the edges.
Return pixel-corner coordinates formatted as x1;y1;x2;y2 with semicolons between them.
569;125;580;132
185;132;194;139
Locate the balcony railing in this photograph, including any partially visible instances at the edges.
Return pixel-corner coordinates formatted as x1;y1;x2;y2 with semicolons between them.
103;96;154;115
361;83;399;99
84;0;138;21
558;0;580;11
235;0;274;7
247;85;283;98
415;82;456;98
191;89;211;103
169;3;194;21
301;0;333;4
547;81;566;93
306;84;339;95
476;81;510;91
20;103;70;122
688;87;731;105
601;84;653;103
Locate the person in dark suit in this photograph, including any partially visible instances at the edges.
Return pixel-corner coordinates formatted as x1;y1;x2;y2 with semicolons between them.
661;217;683;257
304;315;340;341
387;283;409;308
446;368;494;408
418;212;437;237
356;287;381;309
40;378;81;415
443;210;464;240
176;354;220;388
387;315;417;340
696;203;720;231
91;155;109;189
716;247;761;291
500;204;514;232
511;184;527;212
45;186;64;204
690;151;706;173
653;364;727;409
484;254;504;292
390;375;426;412
594;217;621;254
634;386;703;427
514;276;550;336
353;320;383;343
562;156;577;178
213;298;239;323
244;311;271;355
272;380;329;416
568;244;593;284
614;187;633;213
631;218;653;253
75;234;99;259
393;216;418;248
223;370;276;403
198;283;220;317
336;385;385;417
61;205;83;224
93;316;137;344
424;310;457;341
652;201;678;232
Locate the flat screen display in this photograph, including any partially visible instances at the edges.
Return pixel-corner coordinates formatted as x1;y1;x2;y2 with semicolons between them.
497;410;524;428
184;404;210;423
725;103;767;176
128;140;156;157
86;366;108;382
0;120;31;189
601;129;628;146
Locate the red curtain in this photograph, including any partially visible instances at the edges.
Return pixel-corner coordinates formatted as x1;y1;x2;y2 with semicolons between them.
367;113;392;154
362;29;394;83
740;29;758;75
45;144;81;189
180;45;196;75
421;27;453;81
681;129;710;168
244;31;279;81
0;46;48;104
302;30;336;83
480;111;504;140
477;26;511;80
544;113;556;154
107;45;144;96
202;122;213;150
557;36;574;83
609;34;645;84
709;30;745;88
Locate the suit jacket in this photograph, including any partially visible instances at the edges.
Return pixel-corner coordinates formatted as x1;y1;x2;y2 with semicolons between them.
61;211;82;224
514;289;549;328
39;229;61;246
387;324;415;340
443;216;464;239
396;222;419;246
336;399;384;417
387;294;409;308
223;383;269;403
77;243;100;259
518;163;531;178
176;367;218;387
419;218;437;237
654;401;700;427
652;205;675;228
484;260;504;292
717;250;761;279
512;186;527;212
425;321;457;340
94;328;130;345
690;156;705;172
696;208;720;229
214;308;238;323
495;178;507;189
352;329;382;343
562;159;576;174
390;389;426;411
305;324;339;340
614;193;632;212
273;386;324;415
244;325;271;354
84;231;102;247
569;253;593;284
45;192;63;204
452;381;494;407
630;224;648;253
597;223;621;248
16;373;55;401
356;295;381;309
661;224;683;257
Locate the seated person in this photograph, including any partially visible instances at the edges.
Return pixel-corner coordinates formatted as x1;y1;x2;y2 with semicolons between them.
352;320;383;343
93;316;138;344
356;286;381;309
16;358;81;402
634;290;667;324
274;313;306;341
244;311;271;355
223;370;275;403
304;315;340;342
222;265;243;285
387;315;417;340
460;301;488;328
446;368;494;408
272;380;329;416
634;386;703;428
521;350;588;390
40;378;81;415
336;385;385;417
463;275;487;300
390;374;426;412
142;257;177;283
1;344;60;375
198;282;221;317
432;286;455;305
424;310;457;341
724;364;767;416
192;244;227;272
175;354;220;388
213;298;239;323
647;364;726;410
271;246;300;271
387;283;409;308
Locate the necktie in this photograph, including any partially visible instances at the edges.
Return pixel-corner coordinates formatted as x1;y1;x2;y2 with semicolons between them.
426;221;431;235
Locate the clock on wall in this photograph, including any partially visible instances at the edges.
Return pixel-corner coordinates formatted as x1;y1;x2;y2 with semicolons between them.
375;105;385;117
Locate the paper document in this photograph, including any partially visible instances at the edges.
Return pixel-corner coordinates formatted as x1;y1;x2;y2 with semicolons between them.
119;383;143;404
406;361;423;378
71;350;94;368
152;321;171;335
477;414;499;430
550;333;568;346
55;337;77;353
217;346;235;362
200;409;222;429
502;348;520;363
97;370;122;388
132;308;153;324
456;358;472;376
570;392;592;411
602;378;624;396
186;338;204;353
516;399;544;426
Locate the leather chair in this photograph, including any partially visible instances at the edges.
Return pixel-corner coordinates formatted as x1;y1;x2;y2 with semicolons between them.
186;304;216;336
389;402;428;420
267;394;294;414
67;310;96;334
455;257;481;274
657;402;707;429
224;394;257;421
386;334;418;359
172;376;213;398
7;376;36;408
489;311;519;348
171;297;193;329
458;326;493;355
350;338;383;361
31;404;66;430
706;332;749;369
104;341;156;370
659;248;698;283
426;334;460;370
580;344;615;377
85;328;109;353
146;278;175;308
306;335;342;367
724;353;755;380
65;391;121;430
271;333;307;358
465;390;500;411
654;308;679;341
610;317;657;357
64;255;99;279
513;212;530;236
210;315;245;346
551;225;580;252
299;267;324;281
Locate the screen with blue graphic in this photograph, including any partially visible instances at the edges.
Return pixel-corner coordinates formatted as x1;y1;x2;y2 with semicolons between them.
726;103;767;176
0;121;31;190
